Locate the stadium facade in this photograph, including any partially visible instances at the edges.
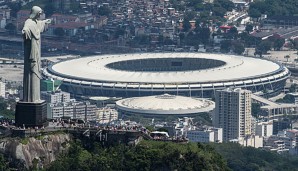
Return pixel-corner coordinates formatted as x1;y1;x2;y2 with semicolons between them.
43;53;290;98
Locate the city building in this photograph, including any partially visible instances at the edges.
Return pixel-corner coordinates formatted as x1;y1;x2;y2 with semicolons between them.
264;130;298;154
40;79;62;92
213;88;252;142
0;8;10;29
235;135;263;148
272;130;296;147
0;81;5;98
49;101;97;121
273;119;292;135
97;107;118;124
255;121;273;137
41;90;71;104
42;90;97;121
187;127;223;143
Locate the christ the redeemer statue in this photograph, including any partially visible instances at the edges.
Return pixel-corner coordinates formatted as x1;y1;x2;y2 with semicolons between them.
22;6;51;102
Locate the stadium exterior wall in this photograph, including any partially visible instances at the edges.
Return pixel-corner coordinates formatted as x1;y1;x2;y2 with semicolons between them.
55;75;288;98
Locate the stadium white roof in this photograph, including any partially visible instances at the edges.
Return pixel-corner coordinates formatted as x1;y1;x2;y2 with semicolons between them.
116;94;215;115
48;53;283;84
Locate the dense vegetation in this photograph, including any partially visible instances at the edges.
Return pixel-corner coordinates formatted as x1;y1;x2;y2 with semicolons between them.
249;0;298;18
0;98;15;119
1;139;298;170
213;143;298;171
46;140;230;171
45;141;298;171
276;94;295;104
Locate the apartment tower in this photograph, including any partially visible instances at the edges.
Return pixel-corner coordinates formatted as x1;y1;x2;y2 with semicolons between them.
213;88;252;141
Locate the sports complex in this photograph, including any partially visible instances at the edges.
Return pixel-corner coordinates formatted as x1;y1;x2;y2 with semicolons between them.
116;94;215;117
43;53;290;98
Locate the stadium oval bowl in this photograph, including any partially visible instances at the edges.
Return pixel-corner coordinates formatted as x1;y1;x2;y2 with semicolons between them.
43;53;290;97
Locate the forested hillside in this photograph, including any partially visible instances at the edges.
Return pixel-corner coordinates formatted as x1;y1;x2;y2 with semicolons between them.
249;0;298;18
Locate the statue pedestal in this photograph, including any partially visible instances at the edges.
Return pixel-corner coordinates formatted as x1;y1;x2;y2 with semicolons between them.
15;100;48;127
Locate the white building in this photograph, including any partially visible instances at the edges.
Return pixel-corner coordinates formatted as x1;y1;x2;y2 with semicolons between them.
213;88;252;142
49;101;97;121
187;127;223;143
41;90;71;104
97;107;118;123
0;81;5;97
265;129;298;154
237;135;263;148
0;9;10;29
255;121;273;137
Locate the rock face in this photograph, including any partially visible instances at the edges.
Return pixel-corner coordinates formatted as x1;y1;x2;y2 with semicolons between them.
0;133;71;169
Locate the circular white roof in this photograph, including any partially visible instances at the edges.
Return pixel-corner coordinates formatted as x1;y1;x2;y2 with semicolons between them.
116;94;215;115
48;53;282;84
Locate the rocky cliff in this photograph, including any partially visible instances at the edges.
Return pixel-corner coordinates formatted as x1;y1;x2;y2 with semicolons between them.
0;133;71;169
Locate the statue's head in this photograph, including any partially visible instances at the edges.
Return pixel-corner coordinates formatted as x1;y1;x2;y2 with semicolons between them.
29;6;43;19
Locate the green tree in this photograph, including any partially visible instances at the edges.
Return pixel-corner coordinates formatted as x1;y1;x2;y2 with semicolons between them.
44;3;55;17
276;94;295;103
220;40;232;53
184;11;196;21
268;36;285;51
239;32;261;47
114;27;125;38
273;38;285;50
4;23;16;34
215;0;235;11
54;27;65;37
228;27;238;39
248;8;261;19
98;6;111;16
284;55;290;62
245;24;253;33
213;7;227;17
251;103;261;117
256;41;271;56
197;27;211;45
183;19;191;32
188;0;203;7
249;0;298;16
0;154;9;171
8;2;22;18
233;42;245;55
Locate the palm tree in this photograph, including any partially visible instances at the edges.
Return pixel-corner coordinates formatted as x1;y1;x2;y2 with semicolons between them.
284;55;290;62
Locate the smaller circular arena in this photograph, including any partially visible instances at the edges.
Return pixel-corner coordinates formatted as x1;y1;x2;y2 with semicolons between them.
116;94;215;117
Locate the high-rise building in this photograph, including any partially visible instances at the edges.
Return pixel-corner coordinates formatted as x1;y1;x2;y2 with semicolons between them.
213;88;252;142
0;81;5;97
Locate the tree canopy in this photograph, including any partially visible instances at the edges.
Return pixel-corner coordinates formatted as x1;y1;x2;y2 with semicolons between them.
53;27;65;37
248;0;298;17
47;140;230;171
213;143;298;171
